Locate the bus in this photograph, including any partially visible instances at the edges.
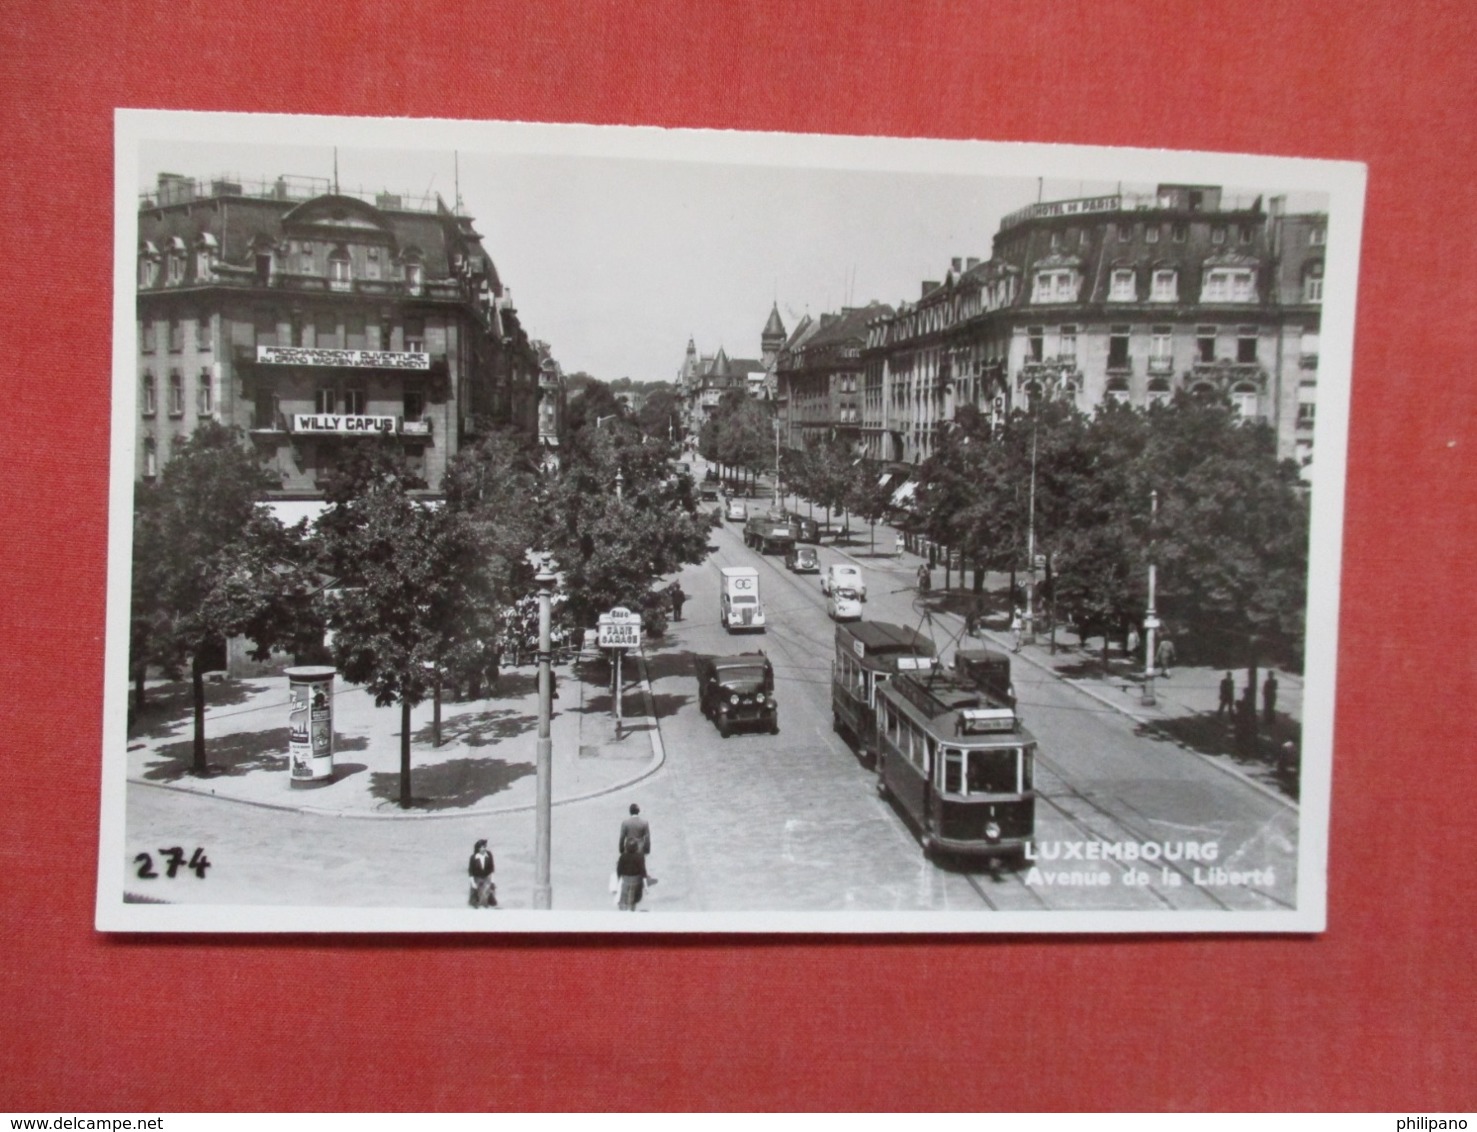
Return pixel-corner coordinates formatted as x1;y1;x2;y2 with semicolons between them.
873;669;1037;862
831;622;936;766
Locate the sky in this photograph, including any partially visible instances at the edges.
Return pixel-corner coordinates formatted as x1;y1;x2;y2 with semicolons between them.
138;132;1326;384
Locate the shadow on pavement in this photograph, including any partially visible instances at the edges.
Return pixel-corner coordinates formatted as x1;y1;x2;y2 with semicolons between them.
643;649;698;683
1145;714;1299;800
413;708;536;748
128;679;274;741
143;726;291;780
646;691;692;720
370;756;536;811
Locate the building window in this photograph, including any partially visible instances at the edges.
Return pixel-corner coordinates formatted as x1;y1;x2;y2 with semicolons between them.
1147;378;1171;406
1300;329;1320;364
139;253;159;289
195;246;213;280
1032;269;1076;304
168;319;183;352
316;387;336;414
329;248;351;292
1297;401;1316;427
141;321;156;353
291;314;305;348
1231;383;1258;420
404;390;425;422
299;243;314;274
254;388;278;430
197;370;213;416
143;438;157;480
1202;268;1256;303
1172;222;1187;243
1059;325;1077;360
1197;325;1217;363
195;315;210;351
1117;222;1132;243
168;371;184;416
1303;262;1324;303
1240;225;1255;246
1150;326;1173;370
1109;268;1136;302
1151;269;1178;302
1145;225;1160;244
405;259;424;295
167;251;185;286
1310;227;1326;246
316;313;338;348
404;317;425;353
254;250;273;286
1211;226;1226;245
142;372;156;416
1108;326;1131;370
1027;327;1044;362
1237;326;1259;364
1106;378;1130;405
343;388;365;415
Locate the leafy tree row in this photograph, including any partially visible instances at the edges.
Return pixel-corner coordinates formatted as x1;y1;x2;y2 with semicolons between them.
130;401;711;803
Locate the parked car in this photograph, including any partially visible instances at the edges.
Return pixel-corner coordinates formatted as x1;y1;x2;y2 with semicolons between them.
699;483;719;502
820;562;866;600
827;587;863;621
725;500;748;523
786;545;819;573
695;651;779;737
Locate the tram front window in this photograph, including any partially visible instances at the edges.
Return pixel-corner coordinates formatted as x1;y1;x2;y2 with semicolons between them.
943;746;1018;795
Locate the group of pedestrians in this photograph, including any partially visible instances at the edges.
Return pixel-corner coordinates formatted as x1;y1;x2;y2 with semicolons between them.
464;802;657;911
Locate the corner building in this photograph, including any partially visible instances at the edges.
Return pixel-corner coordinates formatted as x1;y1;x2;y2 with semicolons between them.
851;184;1325;469
136;173;540;497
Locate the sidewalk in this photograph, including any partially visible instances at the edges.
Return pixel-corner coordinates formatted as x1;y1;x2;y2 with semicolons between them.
125;654;663;819
819;510;1303;805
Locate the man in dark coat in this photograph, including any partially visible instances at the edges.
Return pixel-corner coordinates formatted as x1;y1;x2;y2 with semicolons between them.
619;803;651;857
1218;672;1236;717
669;583;686;622
1263;672;1279;725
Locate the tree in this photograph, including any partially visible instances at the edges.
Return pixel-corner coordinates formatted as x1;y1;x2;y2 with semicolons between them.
322;464;493;808
130;422;318;773
564;379;628;435
637;387;684;445
548;426;711;634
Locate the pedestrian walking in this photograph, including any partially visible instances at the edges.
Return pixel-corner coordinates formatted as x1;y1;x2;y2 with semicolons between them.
894;532;905;558
1010;608;1024;653
668;582;686;623
1263;672;1279;726
964;606;981;638
467;839;496;908
619;803;651;858
917;564;932;593
615;837;649;911
1218;672;1236;717
1235;688;1257;755
1155;637;1176;678
1126;628;1140;661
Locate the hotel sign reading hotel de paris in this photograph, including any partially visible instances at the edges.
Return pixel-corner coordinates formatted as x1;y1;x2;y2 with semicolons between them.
135;172;546;497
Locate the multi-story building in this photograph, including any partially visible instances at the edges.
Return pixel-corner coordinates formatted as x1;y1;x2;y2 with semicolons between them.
532;340;567;457
678;305;789;435
800;184;1326;471
776;303;893;451
136;172;541;497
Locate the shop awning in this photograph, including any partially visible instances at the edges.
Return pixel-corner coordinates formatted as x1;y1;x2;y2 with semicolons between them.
891;481;918;507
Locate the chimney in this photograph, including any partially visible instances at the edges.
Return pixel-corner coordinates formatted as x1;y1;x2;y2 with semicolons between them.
951;257;963;273
966;257;981;271
922;280;939;297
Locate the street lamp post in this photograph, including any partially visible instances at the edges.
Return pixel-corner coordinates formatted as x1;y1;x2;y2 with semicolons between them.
774;418;781;507
1023;418;1039;645
1142;489;1160;707
533;558;556;909
615;468;625;502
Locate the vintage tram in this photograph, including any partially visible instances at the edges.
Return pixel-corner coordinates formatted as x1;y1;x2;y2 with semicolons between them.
873;668;1037;861
831;622;937;766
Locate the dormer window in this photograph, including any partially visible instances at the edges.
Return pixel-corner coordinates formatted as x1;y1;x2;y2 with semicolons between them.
166;238;186;286
1031;269;1077;304
1202;267;1256;303
404;256;424;295
1150;269;1178;302
1109;268;1136;302
1303;262;1324;303
299;243;314;274
194;234;218;281
329;247;351;292
138;242;160;289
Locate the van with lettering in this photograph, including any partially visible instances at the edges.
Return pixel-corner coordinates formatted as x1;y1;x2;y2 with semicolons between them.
719;566;765;632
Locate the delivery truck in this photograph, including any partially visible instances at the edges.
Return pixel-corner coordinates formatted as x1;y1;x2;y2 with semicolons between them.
719;565;766;632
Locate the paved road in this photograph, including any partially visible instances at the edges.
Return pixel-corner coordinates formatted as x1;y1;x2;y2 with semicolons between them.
121;476;1296;916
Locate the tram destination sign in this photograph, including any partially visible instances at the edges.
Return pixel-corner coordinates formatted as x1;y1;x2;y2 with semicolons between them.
256;346;430;370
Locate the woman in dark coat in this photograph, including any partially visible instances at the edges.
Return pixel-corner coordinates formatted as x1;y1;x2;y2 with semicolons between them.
468;839;496;908
616;838;648;911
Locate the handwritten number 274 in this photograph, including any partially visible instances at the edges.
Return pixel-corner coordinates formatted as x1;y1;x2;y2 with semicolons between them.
134;847;211;879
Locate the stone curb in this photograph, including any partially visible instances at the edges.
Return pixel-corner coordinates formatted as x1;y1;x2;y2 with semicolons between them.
126;650;666;821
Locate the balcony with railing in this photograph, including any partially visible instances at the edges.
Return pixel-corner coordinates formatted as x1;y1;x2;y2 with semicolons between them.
140;174;465;216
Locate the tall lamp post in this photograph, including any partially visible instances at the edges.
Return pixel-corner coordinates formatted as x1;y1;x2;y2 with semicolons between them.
533;557;556;909
1023;417;1039;645
1141;489;1160;707
615;468;625;502
774;418;781;507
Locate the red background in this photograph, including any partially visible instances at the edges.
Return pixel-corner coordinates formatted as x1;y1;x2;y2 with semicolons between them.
2;0;1473;1112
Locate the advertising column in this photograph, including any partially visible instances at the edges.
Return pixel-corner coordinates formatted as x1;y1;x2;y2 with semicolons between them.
285;666;336;786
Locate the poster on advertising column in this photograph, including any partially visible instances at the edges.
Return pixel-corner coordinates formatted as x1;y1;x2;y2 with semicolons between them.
99;109;1362;935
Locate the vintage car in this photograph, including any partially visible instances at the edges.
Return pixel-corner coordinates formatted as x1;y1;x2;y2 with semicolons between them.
786;545;820;573
725;500;748;523
695;651;779;737
827;587;864;622
787;512;821;543
820;562;866;600
699;483;719;502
